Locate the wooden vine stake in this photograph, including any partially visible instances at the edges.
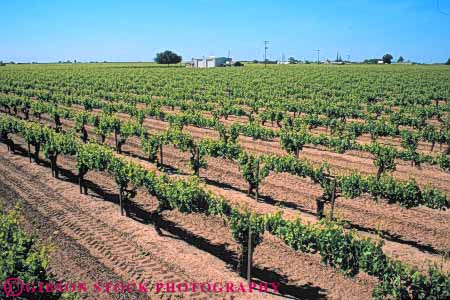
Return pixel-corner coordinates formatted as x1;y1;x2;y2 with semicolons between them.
119;186;124;216
114;131;118;153
159;144;163;166
195;146;200;177
28;143;32;163
255;159;260;202
329;178;337;220
79;168;88;195
79;176;83;194
247;221;252;285
316;198;325;220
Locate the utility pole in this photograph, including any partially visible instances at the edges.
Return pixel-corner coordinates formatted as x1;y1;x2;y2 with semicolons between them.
314;49;320;64
264;41;270;67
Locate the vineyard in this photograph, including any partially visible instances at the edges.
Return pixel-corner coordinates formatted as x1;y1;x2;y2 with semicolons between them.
0;63;449;299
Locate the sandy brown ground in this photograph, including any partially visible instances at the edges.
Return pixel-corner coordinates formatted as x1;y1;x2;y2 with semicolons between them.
0;187;142;300
41;103;448;197
76;106;449;194
92;115;450;256
149;103;449;156
115;140;450;272
9;112;450;270
125;101;450;157
0;140;377;300
9;100;448;191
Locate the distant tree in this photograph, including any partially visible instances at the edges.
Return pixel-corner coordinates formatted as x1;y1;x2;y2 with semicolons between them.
363;58;379;64
233;61;244;67
0;61;5;66
382;53;393;64
252;59;259;64
154;50;182;67
397;56;404;63
288;57;297;64
446;58;450;65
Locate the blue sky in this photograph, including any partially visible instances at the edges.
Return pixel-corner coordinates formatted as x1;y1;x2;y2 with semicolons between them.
1;0;450;63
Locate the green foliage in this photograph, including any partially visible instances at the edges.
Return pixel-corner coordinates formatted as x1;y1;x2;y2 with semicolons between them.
229;209;265;249
280;126;310;157
0;207;59;299
231;122;277;140
368;143;397;177
382;54;393;64
141;133;161;162
237;152;270;193
401;130;421;166
1;62;450;299
1;114;450;300
198;139;242;160
154;50;182;65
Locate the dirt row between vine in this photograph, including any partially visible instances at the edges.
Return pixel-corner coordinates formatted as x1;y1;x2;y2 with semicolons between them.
0;143;290;300
0;141;377;300
11;113;450;267
0;184;144;300
155;104;448;156
137;115;450;194
144;103;448;156
87;106;450;194
114;138;450;272
63;102;449;175
31;102;450;193
6;90;447;157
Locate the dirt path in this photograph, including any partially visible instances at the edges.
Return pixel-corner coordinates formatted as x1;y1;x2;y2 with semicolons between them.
0;142;377;300
63;104;449;180
10;113;450;267
102;126;450;259
83;101;450;156
0;148;252;300
116;140;450;272
34;104;449;192
0;185;144;300
133;114;450;194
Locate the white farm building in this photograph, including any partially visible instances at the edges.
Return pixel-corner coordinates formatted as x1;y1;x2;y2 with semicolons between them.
189;56;232;68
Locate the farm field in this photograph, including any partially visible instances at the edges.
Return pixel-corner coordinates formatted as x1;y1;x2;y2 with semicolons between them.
0;63;449;299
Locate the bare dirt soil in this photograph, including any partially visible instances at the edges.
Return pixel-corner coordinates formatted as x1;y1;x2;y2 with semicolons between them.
0;140;377;300
15;112;450;269
2;110;449;300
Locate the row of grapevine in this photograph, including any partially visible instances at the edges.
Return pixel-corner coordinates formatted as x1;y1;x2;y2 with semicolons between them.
1;93;449;173
2;103;449;216
1;114;449;299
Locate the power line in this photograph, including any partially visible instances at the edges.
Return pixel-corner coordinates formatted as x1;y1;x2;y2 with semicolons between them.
314;49;320;64
264;41;270;67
